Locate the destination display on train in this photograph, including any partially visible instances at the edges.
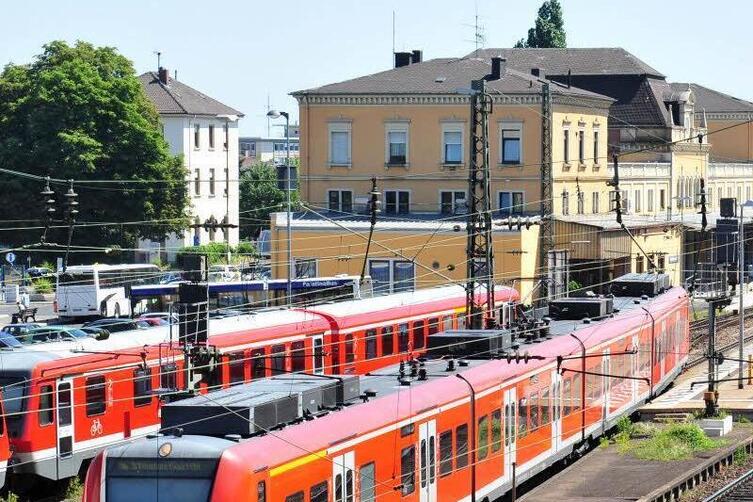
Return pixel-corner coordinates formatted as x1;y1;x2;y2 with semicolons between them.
107;458;218;478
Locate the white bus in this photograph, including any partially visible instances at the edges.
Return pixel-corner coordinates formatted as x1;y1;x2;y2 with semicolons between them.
56;264;161;319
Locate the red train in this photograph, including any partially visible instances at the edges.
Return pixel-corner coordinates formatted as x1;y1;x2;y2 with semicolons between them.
83;278;689;501
1;285;517;483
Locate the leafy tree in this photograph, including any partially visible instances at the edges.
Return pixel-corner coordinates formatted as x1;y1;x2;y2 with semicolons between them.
239;161;299;240
514;0;567;48
0;41;189;256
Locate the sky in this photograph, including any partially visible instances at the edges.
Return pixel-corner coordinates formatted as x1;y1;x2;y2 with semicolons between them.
2;0;752;137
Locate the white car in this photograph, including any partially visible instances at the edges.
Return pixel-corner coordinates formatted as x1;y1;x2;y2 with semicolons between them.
208;264;241;282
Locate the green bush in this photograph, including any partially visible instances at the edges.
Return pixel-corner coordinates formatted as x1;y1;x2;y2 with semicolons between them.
631;423;721;461
32;277;53;294
177;241;257;266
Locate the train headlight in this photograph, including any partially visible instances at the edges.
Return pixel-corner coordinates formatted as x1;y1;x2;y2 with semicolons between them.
159;442;173;457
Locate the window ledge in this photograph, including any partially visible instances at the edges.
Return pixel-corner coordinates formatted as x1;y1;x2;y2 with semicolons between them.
562;163;572;171
385;162;409;169
498;162;522;168
328;162;352;169
578;163;587;170
441;163;464;170
208;148;216;152
208;194;216;198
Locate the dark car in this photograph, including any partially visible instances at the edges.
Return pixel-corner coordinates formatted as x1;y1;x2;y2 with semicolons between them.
27;326;94;344
27;267;52;278
82;318;149;333
1;323;44;344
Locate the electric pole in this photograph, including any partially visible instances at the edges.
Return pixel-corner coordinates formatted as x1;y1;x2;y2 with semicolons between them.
466;79;495;329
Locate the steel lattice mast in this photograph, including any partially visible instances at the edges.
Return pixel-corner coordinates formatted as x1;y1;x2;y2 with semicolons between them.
539;82;554;300
466;79;495;329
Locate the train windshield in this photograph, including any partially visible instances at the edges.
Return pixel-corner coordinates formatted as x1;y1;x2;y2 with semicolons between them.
0;376;27;437
106;458;218;502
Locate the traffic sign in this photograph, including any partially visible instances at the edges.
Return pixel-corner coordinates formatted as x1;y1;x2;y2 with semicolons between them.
5;252;16;264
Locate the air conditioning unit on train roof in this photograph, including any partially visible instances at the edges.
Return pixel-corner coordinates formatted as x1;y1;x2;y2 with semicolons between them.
610;272;670;298
427;329;513;359
548;297;614;320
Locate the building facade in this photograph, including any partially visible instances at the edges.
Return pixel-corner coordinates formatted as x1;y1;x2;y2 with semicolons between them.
239;134;300;165
138;68;243;262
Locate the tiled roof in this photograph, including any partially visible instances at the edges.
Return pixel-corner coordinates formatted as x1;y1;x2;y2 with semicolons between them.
293;57;613;102
672;83;753;114
139;72;243;117
472;48;664;78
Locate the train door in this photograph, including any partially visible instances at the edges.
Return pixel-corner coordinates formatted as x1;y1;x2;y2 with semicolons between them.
312;335;324;375
56;378;74;479
419;420;437;502
551;371;562;452
332;451;354;502
503;387;517;479
631;335;639;402
602;351;610;420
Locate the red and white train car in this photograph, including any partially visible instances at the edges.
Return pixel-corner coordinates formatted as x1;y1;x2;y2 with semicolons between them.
84;284;688;502
3;285;517;483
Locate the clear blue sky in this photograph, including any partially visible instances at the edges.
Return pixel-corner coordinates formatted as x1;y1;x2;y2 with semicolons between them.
2;0;751;136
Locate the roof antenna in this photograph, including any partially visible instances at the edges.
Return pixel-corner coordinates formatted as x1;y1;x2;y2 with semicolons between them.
154;51;161;71
462;1;486;58
392;10;396;58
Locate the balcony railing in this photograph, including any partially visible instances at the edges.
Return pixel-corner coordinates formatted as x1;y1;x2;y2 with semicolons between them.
708;162;753;179
607;162;671;179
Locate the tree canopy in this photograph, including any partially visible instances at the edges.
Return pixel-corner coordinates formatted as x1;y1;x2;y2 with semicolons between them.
514;0;567;49
0;41;189;254
239;161;299;240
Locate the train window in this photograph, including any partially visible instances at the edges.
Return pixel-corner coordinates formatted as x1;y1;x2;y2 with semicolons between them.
413;320;425;349
345;469;353;502
381;326;394;356
271;344;286;375
400;423;414;436
160;363;177;391
310;481;328;502
345;335;355;363
85;375;106;416
39;385;53;426
428;317;439;335
335;474;342;502
359;462;376;502
443;315;453;331
429;435;436;484
252;349;267;379
398;324;409;352
257;481;266;502
284;492;303;502
365;329;377;360
420;438;427;488
229;352;246;384
541;389;550;425
518;397;528;436
529;392;539;430
400;445;415;495
456;424;469;468
491;409;502;452
291;341;306;373
573;373;582;412
439;430;453;475
563;378;572;416
478;415;489;459
133;367;153;407
313;338;324;374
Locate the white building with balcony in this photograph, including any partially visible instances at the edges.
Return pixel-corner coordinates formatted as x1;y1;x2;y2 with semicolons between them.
138;68;243;262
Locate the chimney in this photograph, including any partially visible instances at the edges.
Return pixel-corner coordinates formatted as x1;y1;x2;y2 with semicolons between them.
411;50;423;64
490;57;506;80
394;52;412;68
158;67;170;86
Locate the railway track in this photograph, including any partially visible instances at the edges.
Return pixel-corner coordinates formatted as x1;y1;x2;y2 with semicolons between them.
687;304;753;368
703;466;753;501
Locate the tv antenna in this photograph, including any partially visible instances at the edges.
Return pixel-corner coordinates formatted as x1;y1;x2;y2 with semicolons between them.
154;51;162;70
463;2;486;57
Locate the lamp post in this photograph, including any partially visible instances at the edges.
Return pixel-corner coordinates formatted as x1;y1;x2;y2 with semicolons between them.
739;200;753;388
217;114;239;264
267;110;293;306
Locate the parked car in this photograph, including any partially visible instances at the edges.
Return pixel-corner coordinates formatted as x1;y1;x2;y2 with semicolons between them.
0;330;23;348
159;272;183;284
27;267;52;278
82;318;149;333
208;264;241;282
1;323;44;344
138;317;169;327
137;312;178;324
79;326;111;340
26;326;98;344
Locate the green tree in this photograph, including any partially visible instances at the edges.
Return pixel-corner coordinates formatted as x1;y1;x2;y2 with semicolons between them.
0;41;189;255
239;161;299;240
514;0;567;48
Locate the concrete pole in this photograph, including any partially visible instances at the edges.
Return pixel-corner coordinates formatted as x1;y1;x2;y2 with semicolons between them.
740;205;745;389
285;114;292;307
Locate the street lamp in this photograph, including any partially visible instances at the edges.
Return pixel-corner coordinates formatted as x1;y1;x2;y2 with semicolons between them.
738;199;753;388
217;114;239;264
267;109;293;306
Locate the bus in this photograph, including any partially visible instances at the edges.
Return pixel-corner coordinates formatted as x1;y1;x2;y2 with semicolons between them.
130;275;371;315
56;264;162;319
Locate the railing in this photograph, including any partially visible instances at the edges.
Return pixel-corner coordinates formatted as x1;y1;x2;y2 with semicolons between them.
708;162;753;179
608;162;671;179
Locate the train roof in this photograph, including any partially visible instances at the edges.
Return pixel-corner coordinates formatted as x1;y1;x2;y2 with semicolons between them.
213;287;687;470
62;263;159;272
305;284;518;328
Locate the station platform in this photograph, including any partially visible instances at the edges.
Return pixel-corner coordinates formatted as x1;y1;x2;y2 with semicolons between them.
640;340;753;420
